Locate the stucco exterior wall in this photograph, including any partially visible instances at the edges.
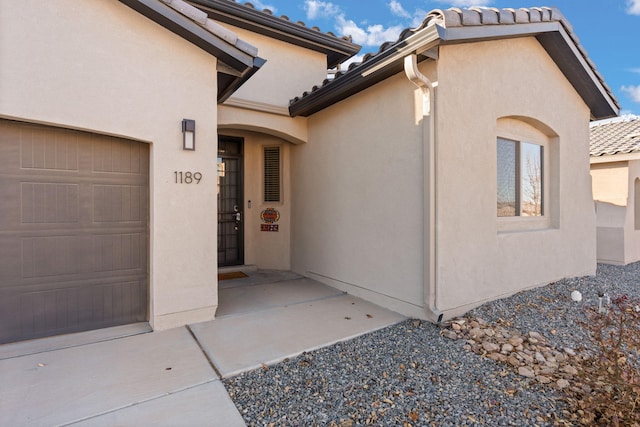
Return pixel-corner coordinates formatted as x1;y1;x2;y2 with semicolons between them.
592;159;640;264
218;104;308;145
624;161;640;263
291;68;433;318
590;160;640;265
591;162;629;206
293;36;596;320
594;201;626;264
591;162;628;264
219;26;329;108
434;38;596;315
0;0;221;330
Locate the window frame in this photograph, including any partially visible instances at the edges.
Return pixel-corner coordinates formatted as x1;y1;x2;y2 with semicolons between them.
497;137;544;218
496;130;550;233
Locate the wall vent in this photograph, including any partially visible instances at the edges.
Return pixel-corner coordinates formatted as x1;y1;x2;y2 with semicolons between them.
264;146;281;202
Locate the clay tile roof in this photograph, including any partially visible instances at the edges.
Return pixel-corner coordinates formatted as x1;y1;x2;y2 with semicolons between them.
289;5;619;120
161;0;258;56
235;1;352;41
590;116;640;157
290;6;569;104
187;0;360;67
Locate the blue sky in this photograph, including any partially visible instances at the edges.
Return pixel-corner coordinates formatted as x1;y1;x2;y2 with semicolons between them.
247;0;640;116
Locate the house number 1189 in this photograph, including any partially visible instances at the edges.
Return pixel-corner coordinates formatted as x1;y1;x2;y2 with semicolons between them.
174;171;202;184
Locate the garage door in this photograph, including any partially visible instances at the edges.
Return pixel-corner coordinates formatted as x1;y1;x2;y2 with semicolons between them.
0;120;149;344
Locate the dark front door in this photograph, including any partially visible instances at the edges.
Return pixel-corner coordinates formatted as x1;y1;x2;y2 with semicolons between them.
217;136;244;267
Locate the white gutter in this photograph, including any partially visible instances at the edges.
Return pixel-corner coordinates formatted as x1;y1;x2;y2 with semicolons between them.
403;54;443;323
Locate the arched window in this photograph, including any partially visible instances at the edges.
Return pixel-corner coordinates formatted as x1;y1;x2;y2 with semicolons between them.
496;116;558;231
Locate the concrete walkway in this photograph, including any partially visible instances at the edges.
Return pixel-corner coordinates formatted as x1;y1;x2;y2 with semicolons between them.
0;271;405;426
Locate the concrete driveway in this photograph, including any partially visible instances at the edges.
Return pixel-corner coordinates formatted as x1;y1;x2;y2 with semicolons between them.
0;271;405;426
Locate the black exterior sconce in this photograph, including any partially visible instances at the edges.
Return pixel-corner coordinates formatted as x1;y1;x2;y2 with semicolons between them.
182;119;195;150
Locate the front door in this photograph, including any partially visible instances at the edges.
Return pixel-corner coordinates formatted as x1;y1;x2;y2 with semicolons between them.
217;136;244;266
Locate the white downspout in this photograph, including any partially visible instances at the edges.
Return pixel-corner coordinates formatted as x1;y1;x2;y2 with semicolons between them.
403;53;443;323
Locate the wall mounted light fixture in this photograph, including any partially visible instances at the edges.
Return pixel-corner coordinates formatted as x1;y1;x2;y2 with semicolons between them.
182;119;195;150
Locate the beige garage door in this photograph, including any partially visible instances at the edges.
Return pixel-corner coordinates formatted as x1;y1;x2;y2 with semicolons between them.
0;120;149;344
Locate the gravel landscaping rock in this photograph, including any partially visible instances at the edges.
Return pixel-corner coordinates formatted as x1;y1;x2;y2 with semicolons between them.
224;263;640;426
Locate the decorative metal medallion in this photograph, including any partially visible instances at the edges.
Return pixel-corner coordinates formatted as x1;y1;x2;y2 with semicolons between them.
260;208;280;224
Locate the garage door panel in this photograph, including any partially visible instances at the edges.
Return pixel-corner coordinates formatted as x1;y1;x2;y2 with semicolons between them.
0;236;21;281
0;120;149;344
22;235;94;278
94;233;146;272
93;135;145;174
2;277;148;343
93;184;145;222
21;182;80;223
20;126;79;171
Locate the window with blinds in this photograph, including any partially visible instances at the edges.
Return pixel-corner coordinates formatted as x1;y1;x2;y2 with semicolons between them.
263;146;281;202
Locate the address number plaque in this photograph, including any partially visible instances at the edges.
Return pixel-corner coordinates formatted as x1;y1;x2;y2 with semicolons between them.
173;171;202;184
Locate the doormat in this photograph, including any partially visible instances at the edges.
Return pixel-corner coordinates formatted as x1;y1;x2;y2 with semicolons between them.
218;271;248;281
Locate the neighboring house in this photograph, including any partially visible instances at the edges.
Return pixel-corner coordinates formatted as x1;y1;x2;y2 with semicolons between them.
590;116;640;265
0;0;619;344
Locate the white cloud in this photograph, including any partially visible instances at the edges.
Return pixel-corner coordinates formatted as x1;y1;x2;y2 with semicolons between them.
303;0;404;47
304;0;341;20
389;1;429;28
250;0;277;13
336;15;404;46
336;54;364;72
389;0;411;18
410;9;429;28
627;0;640;15
622;85;640;103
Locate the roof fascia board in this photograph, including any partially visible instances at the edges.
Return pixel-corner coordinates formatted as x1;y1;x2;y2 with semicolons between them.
438;21;560;44
118;0;255;72
290;25;440;117
591;153;640;164
187;0;360;68
554;26;619;119
361;26;440;77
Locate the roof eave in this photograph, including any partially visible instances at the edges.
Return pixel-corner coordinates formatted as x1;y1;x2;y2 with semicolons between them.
218;57;267;103
186;0;361;68
289;25;441;117
538;27;619;120
290;21;620;120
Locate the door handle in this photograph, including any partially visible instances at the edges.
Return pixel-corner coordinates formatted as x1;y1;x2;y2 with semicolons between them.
233;211;242;222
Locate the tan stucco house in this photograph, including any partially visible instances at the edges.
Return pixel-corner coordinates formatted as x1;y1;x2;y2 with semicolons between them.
0;0;619;344
590;116;640;265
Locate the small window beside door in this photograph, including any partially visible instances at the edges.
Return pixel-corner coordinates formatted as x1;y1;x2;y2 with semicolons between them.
264;146;281;202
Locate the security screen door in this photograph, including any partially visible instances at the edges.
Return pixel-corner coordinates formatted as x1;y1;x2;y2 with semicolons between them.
217;136;244;266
